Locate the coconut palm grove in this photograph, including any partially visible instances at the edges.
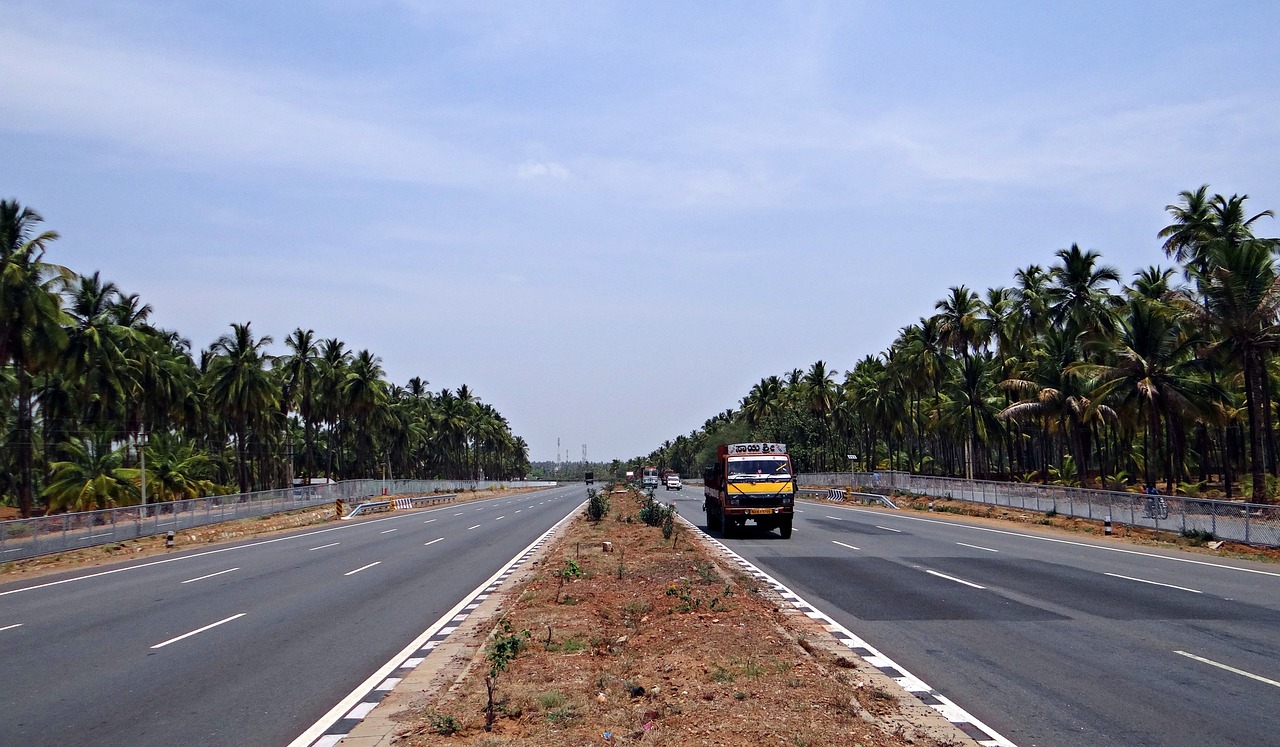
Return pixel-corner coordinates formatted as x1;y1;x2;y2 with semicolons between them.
1;200;530;518
639;185;1280;504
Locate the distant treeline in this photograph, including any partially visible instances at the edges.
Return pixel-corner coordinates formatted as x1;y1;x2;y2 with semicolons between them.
1;200;529;517
635;186;1280;502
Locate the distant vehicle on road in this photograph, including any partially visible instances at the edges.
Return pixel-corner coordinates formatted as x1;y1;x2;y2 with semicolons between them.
665;474;682;491
641;466;660;490
585;471;595;485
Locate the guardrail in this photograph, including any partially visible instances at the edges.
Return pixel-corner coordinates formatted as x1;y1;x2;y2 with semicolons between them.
0;479;558;562
799;488;898;509
343;493;459;518
800;471;1280;547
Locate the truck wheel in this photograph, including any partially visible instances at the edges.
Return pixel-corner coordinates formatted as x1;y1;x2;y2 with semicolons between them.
779;518;793;539
721;510;735;538
706;505;719;530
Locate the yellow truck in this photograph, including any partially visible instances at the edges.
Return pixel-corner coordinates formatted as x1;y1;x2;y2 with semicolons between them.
703;443;795;538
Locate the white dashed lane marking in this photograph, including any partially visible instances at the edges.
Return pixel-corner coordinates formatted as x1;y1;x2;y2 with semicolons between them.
1105;572;1200;593
467;525;481;531
925;570;985;589
0;623;23;633
344;562;381;576
380;529;397;534
832;540;859;551
310;543;340;551
423;518;436;524
182;568;239;584
876;525;902;533
424;538;443;546
151;613;246;650
956;542;999;553
1175;650;1280;688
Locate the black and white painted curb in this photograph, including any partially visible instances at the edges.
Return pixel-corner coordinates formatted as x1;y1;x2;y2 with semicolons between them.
695;526;1016;747
288;502;582;747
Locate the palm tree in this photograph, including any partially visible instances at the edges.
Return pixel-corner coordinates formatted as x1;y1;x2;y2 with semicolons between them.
1073;296;1220;491
205;323;276;493
1047;243;1122;343
43;436;138;513
0;201;72;516
280;328;321;483
1177;239;1280;500
342;350;388;477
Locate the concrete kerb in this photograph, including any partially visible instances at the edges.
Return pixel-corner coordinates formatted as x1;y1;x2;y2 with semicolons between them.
331;499;587;747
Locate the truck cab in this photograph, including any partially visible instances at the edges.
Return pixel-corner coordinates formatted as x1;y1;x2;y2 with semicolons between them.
703;443;794;538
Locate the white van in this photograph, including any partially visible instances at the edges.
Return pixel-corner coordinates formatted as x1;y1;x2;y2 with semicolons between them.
665;474;682;491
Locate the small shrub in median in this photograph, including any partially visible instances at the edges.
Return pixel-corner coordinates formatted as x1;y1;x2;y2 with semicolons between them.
483;618;530;731
586;488;610;522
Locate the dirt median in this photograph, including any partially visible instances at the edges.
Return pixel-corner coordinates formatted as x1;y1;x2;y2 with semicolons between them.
343;488;974;746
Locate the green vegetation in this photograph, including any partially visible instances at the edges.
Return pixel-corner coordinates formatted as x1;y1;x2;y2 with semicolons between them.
0;199;529;517
632;186;1280;503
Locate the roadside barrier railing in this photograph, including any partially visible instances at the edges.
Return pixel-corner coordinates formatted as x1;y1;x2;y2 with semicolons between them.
0;479;557;562
800;471;1280;547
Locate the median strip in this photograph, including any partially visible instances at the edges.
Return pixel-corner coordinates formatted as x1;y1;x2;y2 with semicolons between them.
151;613;246;649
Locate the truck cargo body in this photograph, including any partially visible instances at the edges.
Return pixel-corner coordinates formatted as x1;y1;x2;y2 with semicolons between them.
703;443;794;538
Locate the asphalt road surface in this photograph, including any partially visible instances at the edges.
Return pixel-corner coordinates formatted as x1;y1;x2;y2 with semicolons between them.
0;484;584;747
666;486;1280;747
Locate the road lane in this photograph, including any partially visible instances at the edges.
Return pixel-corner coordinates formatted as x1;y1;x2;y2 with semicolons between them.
0;484;585;747
667;488;1280;747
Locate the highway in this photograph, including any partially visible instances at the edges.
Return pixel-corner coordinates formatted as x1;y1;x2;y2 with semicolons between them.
0;484;583;747
667;486;1280;747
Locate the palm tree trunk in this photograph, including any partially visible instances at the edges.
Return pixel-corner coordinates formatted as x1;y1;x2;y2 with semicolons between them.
16;369;35;517
1244;351;1267;501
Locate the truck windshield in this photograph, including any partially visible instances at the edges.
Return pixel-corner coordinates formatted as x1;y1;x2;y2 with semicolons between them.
726;457;791;479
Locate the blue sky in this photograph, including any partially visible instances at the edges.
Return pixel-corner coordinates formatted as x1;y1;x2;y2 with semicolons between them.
4;1;1279;462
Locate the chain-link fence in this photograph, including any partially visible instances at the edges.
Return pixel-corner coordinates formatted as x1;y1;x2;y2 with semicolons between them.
800;471;1280;548
0;479;556;563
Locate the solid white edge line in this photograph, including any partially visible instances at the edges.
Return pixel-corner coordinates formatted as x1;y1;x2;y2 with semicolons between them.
832;540;860;551
826;504;1280;578
925;569;986;589
424;538;443;546
1105;572;1201;593
1175;650;1280;688
287;495;584;747
182;567;239;584
0;623;22;632
956;542;1000;553
151;613;246;649
344;562;381;576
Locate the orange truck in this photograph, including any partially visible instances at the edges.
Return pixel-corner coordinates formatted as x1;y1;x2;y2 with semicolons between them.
702;443;795;538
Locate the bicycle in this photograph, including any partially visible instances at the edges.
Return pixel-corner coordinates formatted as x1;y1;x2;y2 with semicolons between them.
1143;495;1169;520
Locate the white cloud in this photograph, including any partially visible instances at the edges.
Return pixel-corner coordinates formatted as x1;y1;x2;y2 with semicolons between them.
516;160;570;180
